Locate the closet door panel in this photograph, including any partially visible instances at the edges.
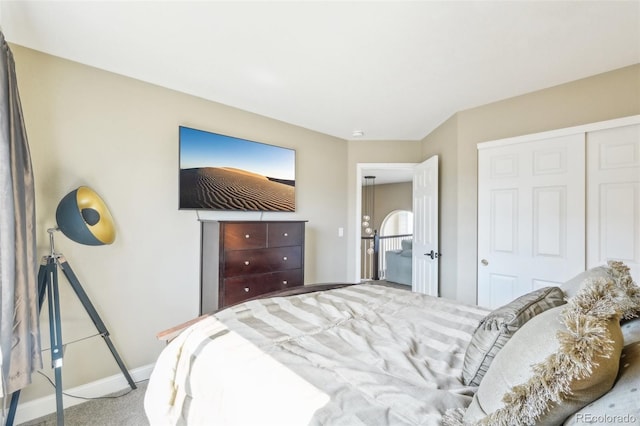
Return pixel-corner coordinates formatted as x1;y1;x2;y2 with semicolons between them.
587;124;640;282
533;186;567;258
491;189;517;253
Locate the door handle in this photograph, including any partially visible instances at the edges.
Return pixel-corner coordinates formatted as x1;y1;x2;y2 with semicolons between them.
425;250;441;259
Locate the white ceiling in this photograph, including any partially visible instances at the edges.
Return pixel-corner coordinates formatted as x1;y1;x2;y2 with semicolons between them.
1;1;639;141
362;166;415;185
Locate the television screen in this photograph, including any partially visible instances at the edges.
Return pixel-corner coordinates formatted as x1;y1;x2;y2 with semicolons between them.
179;126;296;211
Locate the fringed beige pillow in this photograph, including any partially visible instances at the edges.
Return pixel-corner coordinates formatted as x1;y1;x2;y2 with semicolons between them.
444;261;640;426
560;265;610;298
564;317;640;425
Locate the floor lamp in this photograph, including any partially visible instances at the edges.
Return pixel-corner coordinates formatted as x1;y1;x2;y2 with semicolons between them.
6;186;136;426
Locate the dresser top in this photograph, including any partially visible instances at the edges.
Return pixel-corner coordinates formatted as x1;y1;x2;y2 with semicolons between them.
200;220;308;224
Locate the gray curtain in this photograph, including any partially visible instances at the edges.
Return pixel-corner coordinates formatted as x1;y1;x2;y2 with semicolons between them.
0;31;41;398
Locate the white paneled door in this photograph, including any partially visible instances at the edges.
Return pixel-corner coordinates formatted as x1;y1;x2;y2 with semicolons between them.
477;135;586;308
587;124;640;282
412;155;439;296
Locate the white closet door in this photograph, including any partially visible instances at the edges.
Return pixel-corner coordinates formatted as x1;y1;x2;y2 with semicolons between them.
478;134;585;308
587;124;640;282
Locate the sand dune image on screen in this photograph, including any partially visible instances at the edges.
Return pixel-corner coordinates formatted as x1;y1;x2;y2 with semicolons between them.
180;167;295;211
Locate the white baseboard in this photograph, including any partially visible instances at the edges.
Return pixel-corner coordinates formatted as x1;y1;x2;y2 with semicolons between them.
13;363;154;424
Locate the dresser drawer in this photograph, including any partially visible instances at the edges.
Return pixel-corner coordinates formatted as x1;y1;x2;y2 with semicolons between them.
264;246;302;271
223;246;302;277
272;268;304;290
268;222;304;247
223;276;281;306
222;223;267;250
222;269;304;306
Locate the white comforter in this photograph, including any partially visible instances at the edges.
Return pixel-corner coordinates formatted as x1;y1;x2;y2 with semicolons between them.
144;284;489;426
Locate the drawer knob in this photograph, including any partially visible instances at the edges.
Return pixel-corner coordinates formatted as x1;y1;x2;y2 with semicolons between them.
245;234;250;239
283;232;288;237
283;280;288;285
283;256;288;261
244;260;250;265
244;287;249;292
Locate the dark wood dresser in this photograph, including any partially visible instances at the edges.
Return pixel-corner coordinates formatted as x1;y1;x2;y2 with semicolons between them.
200;220;306;313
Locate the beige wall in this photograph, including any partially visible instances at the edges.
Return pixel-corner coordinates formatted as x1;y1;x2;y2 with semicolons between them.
373;182;412;233
12;45;351;402
424;64;640;304
360;182;413;234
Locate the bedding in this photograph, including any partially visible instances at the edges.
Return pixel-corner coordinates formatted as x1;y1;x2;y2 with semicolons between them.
144;283;490;425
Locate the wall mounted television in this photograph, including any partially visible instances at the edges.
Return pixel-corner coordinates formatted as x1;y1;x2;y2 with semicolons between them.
179;126;296;212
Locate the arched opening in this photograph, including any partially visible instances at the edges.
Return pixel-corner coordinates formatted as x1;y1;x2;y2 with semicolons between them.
380;210;413;237
378;210;413;285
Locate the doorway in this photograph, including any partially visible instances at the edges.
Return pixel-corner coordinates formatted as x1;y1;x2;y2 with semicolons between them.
355;163;416;283
355;157;440;296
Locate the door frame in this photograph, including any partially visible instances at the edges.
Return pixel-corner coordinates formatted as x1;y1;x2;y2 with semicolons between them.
354;163;418;283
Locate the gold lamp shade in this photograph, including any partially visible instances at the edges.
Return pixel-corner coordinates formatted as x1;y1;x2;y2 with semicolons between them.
55;186;116;245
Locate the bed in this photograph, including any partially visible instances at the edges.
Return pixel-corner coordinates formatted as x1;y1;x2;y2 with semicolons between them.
144;262;640;426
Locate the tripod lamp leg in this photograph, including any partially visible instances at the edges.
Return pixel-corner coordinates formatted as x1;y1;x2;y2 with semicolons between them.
58;257;137;390
45;259;65;426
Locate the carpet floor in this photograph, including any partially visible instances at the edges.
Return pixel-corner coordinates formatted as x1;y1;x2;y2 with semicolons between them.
18;381;149;426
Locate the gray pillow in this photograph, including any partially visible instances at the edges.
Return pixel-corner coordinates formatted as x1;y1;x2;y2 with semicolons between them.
461;286;566;386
